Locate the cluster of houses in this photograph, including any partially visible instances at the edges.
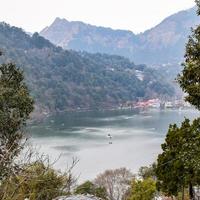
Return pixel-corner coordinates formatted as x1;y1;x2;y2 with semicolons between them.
120;98;192;110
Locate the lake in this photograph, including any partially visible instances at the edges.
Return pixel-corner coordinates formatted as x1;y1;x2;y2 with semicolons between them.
29;108;199;182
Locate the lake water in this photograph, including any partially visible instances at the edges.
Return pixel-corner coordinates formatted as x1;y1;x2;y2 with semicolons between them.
29;109;199;182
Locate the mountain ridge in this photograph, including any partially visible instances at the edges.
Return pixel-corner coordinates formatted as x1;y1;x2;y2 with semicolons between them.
40;6;199;65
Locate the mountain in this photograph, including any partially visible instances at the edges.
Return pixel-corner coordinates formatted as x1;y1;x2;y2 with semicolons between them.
135;7;199;65
0;22;174;117
40;18;138;60
40;7;199;66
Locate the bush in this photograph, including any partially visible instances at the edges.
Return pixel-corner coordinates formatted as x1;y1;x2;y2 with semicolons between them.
128;178;156;200
75;181;107;199
0;162;68;200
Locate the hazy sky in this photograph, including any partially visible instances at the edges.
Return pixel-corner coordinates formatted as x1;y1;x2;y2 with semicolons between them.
0;0;196;34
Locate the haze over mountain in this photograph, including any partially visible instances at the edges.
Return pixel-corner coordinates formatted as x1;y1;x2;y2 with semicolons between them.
40;7;199;66
0;22;174;118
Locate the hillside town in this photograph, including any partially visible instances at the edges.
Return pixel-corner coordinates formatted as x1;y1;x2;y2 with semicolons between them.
120;98;192;110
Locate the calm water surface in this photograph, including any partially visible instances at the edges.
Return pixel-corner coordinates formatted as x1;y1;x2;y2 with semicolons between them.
29;109;199;181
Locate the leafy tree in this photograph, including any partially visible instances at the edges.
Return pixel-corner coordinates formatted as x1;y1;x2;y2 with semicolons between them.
138;163;156;180
0;57;80;200
75;181;107;200
0;62;34;181
156;2;200;199
128;178;156;200
75;181;96;194
156;118;200;199
178;0;200;110
0;162;67;200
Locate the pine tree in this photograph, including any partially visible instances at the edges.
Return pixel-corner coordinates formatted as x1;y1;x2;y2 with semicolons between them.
0;62;34;181
157;1;200;199
178;0;200;110
156;119;200;198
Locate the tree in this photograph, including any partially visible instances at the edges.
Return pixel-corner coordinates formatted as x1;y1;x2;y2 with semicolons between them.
156;2;200;199
0;57;81;200
177;0;200;110
138;163;156;180
156;118;200;199
63;157;79;194
75;181;108;200
0;161;67;200
0;62;34;181
94;168;134;200
127;178;156;200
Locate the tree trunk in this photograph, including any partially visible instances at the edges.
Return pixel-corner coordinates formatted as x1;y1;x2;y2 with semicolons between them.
182;185;184;200
189;183;194;200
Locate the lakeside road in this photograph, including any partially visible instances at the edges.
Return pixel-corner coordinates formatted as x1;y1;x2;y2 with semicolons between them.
29;108;200;182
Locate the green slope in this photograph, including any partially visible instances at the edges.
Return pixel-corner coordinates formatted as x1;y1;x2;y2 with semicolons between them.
0;22;174;116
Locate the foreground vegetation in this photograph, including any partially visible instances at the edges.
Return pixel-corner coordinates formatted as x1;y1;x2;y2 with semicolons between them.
0;1;200;200
155;0;200;199
0;61;188;200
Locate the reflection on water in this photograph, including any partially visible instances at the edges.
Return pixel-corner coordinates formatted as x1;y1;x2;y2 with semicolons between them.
29;109;199;181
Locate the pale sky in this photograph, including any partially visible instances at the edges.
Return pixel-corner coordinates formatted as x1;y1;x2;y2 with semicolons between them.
0;0;196;34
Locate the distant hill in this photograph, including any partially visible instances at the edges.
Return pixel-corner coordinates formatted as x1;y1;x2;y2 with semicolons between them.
0;22;174;116
40;18;138;60
40;7;199;66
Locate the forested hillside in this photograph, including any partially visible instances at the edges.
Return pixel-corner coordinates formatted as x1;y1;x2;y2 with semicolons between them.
0;22;174;116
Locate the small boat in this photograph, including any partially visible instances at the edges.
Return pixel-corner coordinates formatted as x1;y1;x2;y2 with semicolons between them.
107;133;113;144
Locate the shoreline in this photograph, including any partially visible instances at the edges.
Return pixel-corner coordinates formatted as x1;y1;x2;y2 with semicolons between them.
30;104;196;125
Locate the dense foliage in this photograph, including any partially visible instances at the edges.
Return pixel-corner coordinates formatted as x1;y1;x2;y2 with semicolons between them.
0;162;67;200
155;2;200;199
0;63;34;181
178;28;200;109
0;22;174;115
75;181;107;199
178;0;200;110
0;59;78;200
128;178;156;200
138;163;156;180
156;118;200;198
